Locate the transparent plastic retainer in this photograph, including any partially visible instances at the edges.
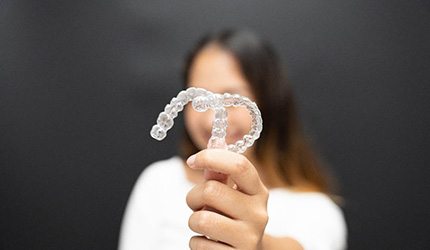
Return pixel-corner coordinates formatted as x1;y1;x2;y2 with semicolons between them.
150;87;263;154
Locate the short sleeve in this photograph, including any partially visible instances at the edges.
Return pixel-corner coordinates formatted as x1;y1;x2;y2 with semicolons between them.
118;164;164;250
266;190;347;250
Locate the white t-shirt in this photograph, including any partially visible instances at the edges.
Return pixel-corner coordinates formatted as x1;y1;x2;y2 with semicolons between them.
119;156;347;250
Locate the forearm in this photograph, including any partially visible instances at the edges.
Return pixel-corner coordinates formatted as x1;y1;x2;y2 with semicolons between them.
262;234;304;250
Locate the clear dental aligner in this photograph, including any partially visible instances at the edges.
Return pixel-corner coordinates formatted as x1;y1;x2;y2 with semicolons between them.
150;87;263;154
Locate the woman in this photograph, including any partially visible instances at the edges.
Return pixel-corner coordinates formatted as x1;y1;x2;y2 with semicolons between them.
119;29;347;250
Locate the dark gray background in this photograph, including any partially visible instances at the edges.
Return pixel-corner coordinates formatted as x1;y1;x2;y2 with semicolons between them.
1;1;429;249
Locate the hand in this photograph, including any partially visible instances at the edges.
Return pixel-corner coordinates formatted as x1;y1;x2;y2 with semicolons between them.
186;149;269;250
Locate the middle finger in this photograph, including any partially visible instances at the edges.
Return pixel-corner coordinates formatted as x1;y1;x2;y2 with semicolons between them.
186;180;256;220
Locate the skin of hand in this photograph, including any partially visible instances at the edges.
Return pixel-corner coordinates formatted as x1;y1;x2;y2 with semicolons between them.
186;149;269;250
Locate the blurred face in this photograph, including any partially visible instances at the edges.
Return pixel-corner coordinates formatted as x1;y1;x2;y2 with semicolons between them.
185;45;256;152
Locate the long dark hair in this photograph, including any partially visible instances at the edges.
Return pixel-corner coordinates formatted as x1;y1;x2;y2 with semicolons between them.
180;29;333;193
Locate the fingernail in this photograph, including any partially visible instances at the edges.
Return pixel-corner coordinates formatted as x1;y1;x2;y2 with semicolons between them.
186;154;196;168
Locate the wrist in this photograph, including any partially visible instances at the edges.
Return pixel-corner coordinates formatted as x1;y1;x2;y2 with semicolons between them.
261;234;304;250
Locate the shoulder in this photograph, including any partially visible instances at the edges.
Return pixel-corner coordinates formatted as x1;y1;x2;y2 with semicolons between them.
119;156;186;249
140;156;183;179
278;189;340;210
267;189;347;250
269;188;343;217
132;156;186;193
139;156;184;182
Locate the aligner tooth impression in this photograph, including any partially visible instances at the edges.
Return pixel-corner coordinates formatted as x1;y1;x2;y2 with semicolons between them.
150;87;263;154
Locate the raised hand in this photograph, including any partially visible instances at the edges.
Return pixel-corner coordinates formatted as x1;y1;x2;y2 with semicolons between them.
186;149;269;250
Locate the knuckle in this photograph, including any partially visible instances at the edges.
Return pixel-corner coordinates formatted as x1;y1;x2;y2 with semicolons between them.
251;207;269;228
247;231;261;247
261;184;269;194
261;186;269;200
202;181;222;203
259;212;269;227
233;155;249;175
242;221;266;248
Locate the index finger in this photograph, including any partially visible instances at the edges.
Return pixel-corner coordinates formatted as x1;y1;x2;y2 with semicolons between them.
186;149;264;195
